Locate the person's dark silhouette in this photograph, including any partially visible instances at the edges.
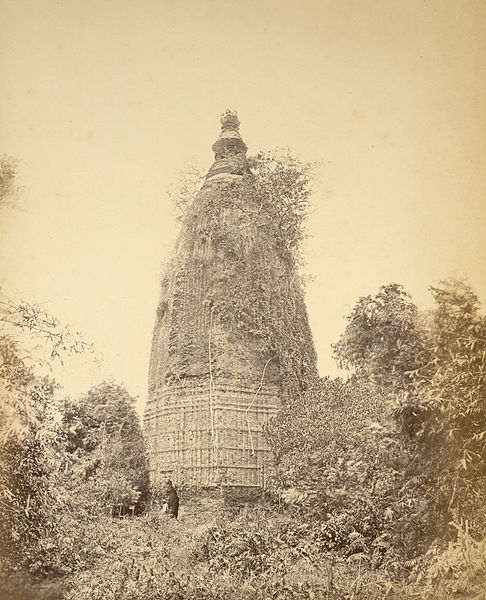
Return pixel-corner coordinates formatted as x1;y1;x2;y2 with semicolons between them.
165;479;179;519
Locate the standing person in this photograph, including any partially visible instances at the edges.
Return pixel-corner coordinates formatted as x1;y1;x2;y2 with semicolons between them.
165;479;179;519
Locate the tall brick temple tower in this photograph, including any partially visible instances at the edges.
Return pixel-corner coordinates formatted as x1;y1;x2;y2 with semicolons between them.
144;111;316;490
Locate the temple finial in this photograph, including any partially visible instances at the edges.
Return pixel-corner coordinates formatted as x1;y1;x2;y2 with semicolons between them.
211;109;247;158
220;109;240;131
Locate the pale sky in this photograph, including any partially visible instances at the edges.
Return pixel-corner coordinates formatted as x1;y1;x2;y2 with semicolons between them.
1;0;485;412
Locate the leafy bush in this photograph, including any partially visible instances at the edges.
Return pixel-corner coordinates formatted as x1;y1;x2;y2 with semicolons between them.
394;278;486;540
60;505;413;600
266;376;434;565
329;277;486;546
61;380;149;508
416;522;486;599
0;336;62;570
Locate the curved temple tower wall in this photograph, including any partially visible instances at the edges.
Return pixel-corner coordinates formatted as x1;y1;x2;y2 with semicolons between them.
144;111;315;489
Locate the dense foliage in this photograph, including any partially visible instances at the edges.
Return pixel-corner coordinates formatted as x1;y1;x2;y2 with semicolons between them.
333;283;430;392
5;504;422;600
396;278;486;539
0;330;149;578
331;278;486;537
0;336;61;569
61;381;149;511
267;276;486;597
267;377;434;564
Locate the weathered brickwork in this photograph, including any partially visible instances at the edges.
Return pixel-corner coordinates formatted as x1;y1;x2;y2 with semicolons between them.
144;111;314;489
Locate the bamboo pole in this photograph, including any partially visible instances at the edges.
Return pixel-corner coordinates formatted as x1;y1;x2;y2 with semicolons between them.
208;306;215;441
246;358;272;456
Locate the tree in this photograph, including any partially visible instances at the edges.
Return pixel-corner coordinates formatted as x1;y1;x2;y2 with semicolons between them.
333;283;430;393
61;381;149;512
334;277;486;540
0;291;92;574
395;277;486;537
0;292;91;569
0;336;62;569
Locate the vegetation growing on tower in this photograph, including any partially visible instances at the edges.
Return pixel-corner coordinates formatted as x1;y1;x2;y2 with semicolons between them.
171;148;318;400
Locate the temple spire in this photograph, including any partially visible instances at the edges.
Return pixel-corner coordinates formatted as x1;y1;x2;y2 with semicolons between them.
206;110;248;180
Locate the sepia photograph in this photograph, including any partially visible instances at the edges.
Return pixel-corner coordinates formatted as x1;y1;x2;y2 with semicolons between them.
1;1;485;598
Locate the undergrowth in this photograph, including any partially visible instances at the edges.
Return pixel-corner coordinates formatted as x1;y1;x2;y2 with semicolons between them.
3;501;472;600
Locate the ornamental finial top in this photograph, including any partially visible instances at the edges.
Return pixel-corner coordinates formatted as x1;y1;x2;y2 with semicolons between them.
220;109;240;131
206;110;248;179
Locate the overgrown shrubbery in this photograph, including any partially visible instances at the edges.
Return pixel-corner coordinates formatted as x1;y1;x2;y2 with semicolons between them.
332;278;486;541
5;500;483;600
416;521;486;599
267;377;434;566
49;506;415;600
0;336;61;570
266;276;486;598
0;324;149;581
